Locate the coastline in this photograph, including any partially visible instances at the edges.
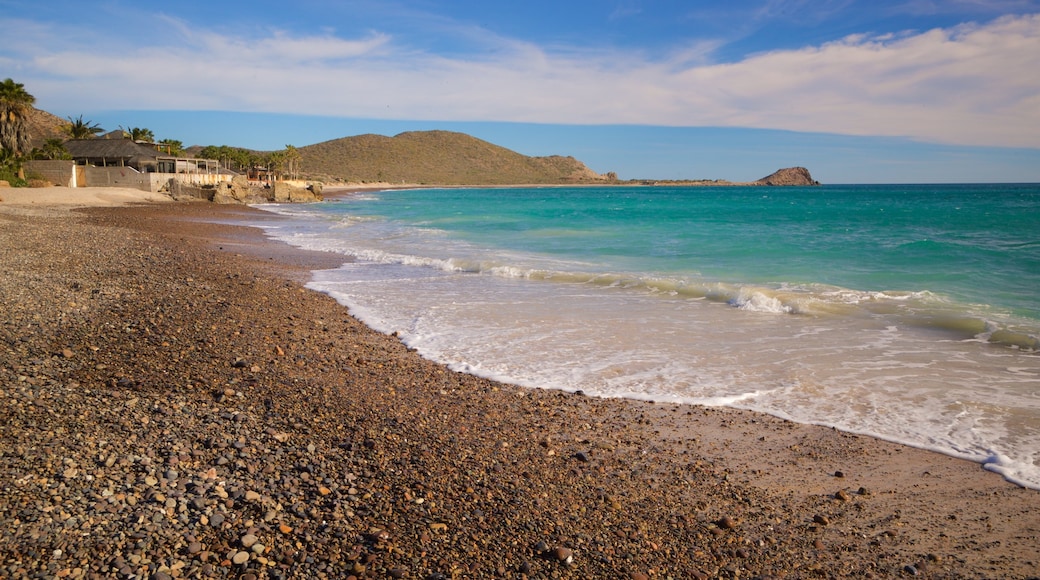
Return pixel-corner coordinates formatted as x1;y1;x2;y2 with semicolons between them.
1;195;1037;578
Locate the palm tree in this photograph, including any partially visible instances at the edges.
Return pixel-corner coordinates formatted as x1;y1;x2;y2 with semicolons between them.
0;79;36;174
64;115;103;139
127;127;155;142
284;144;301;180
158;138;184;157
31;138;71;160
266;150;285;179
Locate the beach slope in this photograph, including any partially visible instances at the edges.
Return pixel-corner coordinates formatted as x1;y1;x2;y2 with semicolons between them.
0;198;1037;579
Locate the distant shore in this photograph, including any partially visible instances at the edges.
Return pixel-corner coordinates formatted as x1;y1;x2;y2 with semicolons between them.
0;189;1036;578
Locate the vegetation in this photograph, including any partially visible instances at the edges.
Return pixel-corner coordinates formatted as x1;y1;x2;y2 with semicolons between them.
283;145;301;180
194;144;306;179
31;138;71;160
0;78;36;179
157;138;184;157
63;115;104;139
197;145;260;172
126;126;155;142
0;148;26;185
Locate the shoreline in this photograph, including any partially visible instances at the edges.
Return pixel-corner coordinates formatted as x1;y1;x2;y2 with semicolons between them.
1;196;1038;578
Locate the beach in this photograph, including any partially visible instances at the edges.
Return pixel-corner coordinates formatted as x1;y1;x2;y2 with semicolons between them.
1;189;1037;579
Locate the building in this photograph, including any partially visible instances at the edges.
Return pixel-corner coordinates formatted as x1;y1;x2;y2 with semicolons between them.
27;139;234;191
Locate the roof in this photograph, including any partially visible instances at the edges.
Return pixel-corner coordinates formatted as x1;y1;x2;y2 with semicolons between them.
64;138;163;161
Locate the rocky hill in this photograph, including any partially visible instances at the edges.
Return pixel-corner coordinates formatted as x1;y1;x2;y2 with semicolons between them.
300;130;608;185
754;167;820;186
24;108;67;148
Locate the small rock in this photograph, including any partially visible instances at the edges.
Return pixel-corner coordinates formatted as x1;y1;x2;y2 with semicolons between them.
231;551;250;565
61;349;74;358
554;547;574;565
241;534;258;548
813;514;830;526
903;564;919;575
717;516;738;530
573;451;591;463
834;470;845;478
835;489;851;502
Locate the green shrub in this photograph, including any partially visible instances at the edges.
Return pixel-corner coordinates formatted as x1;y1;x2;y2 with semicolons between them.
0;167;28;187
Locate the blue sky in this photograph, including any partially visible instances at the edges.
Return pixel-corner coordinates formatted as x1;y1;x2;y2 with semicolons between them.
3;0;1039;183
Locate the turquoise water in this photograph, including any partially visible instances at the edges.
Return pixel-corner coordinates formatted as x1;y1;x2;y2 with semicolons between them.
258;184;1040;488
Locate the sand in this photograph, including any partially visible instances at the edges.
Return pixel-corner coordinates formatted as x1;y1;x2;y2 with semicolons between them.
0;191;1037;579
0;185;175;207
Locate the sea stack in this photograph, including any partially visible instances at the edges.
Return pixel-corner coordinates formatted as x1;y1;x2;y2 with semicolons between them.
755;167;820;186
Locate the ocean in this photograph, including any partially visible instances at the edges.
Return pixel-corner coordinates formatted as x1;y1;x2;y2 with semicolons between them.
256;184;1040;489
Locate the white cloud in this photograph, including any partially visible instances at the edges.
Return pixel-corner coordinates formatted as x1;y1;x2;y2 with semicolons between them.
6;12;1039;148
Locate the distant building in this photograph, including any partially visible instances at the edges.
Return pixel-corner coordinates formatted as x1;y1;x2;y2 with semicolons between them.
26;138;236;191
63;138;226;175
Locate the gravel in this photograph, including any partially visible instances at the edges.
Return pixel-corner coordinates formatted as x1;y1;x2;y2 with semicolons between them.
1;201;1037;579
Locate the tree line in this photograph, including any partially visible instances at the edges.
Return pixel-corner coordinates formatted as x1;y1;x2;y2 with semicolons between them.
1;78;302;183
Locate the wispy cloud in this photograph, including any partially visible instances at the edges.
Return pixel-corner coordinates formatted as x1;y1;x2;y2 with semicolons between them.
4;11;1038;147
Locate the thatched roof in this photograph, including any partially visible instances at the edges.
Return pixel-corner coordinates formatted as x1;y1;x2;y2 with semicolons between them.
64;139;160;160
63;138;166;170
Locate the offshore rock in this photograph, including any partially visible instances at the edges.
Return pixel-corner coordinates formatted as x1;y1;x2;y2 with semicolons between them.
754;167;820;186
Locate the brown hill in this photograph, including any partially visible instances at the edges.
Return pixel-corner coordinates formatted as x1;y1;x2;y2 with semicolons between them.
300;130;607;185
24;108;68;148
755;167;820;186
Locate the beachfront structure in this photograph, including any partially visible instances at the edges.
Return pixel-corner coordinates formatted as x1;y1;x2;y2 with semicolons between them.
63;139;223;175
26;138;235;191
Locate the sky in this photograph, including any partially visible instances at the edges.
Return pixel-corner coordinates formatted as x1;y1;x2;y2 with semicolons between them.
2;0;1039;183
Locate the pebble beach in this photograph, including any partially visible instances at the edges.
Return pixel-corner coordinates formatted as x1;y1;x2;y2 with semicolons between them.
1;191;1038;579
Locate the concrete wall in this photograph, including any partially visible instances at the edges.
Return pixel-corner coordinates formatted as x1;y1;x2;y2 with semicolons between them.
24;161;235;192
82;166;153;191
26;161;239;193
24;160;77;187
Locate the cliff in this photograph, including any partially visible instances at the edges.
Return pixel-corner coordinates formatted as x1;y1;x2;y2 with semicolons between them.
754;167;820;186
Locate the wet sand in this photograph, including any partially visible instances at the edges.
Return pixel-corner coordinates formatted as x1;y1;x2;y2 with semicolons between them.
1;194;1037;579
